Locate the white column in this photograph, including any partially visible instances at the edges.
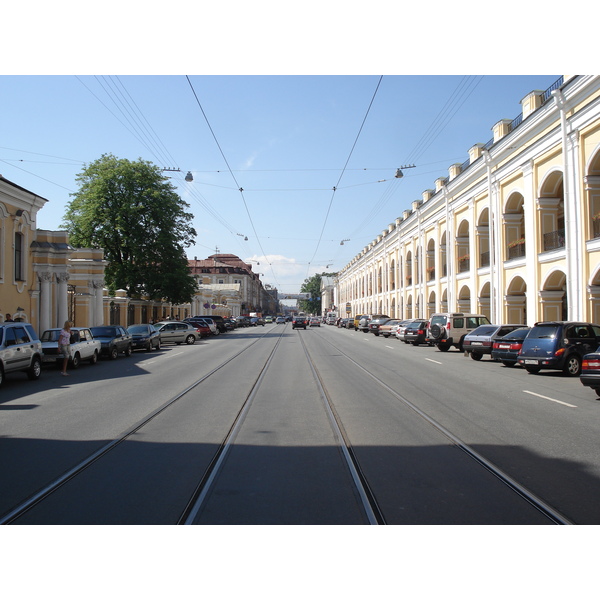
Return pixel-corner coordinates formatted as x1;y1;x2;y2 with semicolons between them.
94;281;105;325
38;271;52;332
56;272;70;327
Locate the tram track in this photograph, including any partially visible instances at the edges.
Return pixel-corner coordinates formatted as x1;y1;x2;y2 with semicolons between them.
309;330;573;525
0;326;286;525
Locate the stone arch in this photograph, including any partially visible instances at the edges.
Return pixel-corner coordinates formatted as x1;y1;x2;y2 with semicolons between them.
456;219;470;273
477;208;490;268
457;284;471;313
538;170;565;252
585;146;600;240
478;281;491;320
506;275;527;324
540;269;567;321
504;191;526;260
428;290;436;318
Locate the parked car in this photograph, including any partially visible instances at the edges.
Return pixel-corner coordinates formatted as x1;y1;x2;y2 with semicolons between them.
395;320;416;342
292;316;307;329
204;315;227;333
580;349;600;397
309;317;321;327
235;316;251;327
358;314;389;333
0;322;43;386
41;327;101;368
403;320;430;346
463;324;526;361
427;313;491;351
154;321;198;345
368;317;392;336
250;317;265;326
353;315;368;331
490;327;531;367
186;320;212;338
90;325;133;359
127;324;161;351
222;318;237;330
379;319;401;338
275;316;286;324
517;321;600;376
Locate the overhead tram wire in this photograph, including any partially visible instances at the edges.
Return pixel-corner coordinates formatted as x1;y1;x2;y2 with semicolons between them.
77;76;251;257
306;75;384;276
95;76;176;170
348;76;485;239
185;75;281;290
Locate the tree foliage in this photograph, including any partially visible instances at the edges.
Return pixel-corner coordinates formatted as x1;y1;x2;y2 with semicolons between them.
298;272;337;315
63;154;198;304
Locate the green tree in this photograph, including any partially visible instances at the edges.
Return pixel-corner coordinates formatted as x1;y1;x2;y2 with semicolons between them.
298;272;337;315
63;154;198;304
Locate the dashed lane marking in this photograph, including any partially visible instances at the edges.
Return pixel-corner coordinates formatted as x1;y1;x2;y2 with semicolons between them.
523;390;577;408
425;358;443;365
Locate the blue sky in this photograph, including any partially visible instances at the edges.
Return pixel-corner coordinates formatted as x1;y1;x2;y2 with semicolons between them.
1;74;561;296
1;2;586;300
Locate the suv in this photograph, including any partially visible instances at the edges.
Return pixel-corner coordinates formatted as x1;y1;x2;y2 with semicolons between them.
292;316;307;329
517;321;600;376
0;322;43;386
427;313;490;351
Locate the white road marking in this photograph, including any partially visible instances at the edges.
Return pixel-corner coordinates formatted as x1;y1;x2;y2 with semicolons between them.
425;358;443;364
523;390;577;408
385;345;394;349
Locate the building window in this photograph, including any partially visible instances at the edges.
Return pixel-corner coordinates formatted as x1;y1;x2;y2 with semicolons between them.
218;279;224;284
14;232;24;281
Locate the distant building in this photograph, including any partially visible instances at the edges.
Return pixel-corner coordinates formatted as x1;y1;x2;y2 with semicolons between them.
188;254;278;315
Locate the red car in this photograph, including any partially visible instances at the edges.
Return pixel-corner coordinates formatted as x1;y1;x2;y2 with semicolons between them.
187;320;211;338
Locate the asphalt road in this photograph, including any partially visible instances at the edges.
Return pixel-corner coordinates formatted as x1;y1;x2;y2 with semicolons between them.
1;322;598;524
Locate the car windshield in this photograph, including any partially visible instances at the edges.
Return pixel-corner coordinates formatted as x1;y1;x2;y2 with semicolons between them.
41;330;60;342
90;327;117;337
501;328;530;340
528;324;560;339
469;326;498;336
128;325;150;334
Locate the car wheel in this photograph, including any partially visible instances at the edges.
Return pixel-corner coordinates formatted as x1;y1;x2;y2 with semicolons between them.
525;366;541;374
438;343;450;352
146;341;152;351
89;350;98;365
155;340;160;350
109;346;118;360
125;344;132;357
412;341;420;346
185;334;195;345
563;355;582;377
595;388;600;398
27;356;42;380
502;361;515;367
71;352;81;369
470;351;483;361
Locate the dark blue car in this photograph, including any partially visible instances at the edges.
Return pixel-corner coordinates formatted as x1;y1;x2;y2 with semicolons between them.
517;321;600;376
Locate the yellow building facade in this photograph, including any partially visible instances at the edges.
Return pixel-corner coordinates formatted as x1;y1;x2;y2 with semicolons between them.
337;75;600;326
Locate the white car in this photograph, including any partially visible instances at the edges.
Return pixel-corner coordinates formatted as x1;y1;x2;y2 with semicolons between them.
41;327;101;367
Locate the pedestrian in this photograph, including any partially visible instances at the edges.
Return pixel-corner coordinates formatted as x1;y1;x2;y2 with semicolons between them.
5;314;13;322
58;320;72;376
